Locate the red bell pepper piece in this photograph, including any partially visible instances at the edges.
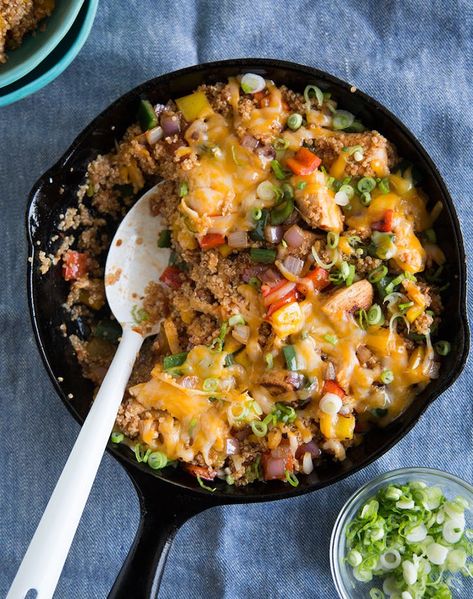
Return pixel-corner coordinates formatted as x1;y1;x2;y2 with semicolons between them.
62;250;89;281
296;266;330;295
286;147;322;175
199;233;226;250
266;289;298;317
159;266;182;289
371;209;394;232
322;379;346;398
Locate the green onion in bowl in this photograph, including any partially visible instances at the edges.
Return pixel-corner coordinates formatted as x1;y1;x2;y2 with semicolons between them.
330;468;473;599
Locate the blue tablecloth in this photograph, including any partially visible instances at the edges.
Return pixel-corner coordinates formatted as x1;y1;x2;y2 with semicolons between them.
1;1;472;597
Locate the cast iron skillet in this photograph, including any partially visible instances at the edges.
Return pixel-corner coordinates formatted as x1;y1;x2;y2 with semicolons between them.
26;58;469;598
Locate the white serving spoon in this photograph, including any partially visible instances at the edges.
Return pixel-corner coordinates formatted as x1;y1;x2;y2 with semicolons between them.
8;183;169;599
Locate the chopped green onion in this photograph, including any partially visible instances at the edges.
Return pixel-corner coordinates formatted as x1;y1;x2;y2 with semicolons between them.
250;248;277;263
251;420;268;437
134;444;151;463
385;273;405;295
148;451;167;470
327;231;339;249
297;181;307;190
163;352;188;370
340;261;350;279
157;229;172;248
357;177;376;193
345;264;356;286
179;181;188;197
211;321;229;351
360;191;371;206
398;301;414;312
250;207;262;221
339;183;355;199
264;352;274;369
249;207;269;242
378;177;390;194
131;305;149;324
273;137;290;150
203;378;219;392
270;196;294;225
368;265;388;283
435;340;451;356
137;99;158;131
271;159;287;180
323;334;338;345
303;84;324;108
283;345;298;371
196;475;216;492
285;470;299;487
287;113;303;130
229;314;245;327
355;308;368;330
332;110;355;130
367;304;384;326
380;369;394;384
240;73;266;94
281;183;294;199
111;432;124;444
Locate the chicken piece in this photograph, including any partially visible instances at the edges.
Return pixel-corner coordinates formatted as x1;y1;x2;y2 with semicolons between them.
295;183;343;232
322;280;373;315
312;130;397;177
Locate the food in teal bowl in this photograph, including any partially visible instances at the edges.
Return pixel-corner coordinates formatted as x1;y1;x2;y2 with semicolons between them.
0;0;84;88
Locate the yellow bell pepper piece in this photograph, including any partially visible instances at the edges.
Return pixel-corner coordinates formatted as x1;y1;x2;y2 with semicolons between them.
270;302;303;338
175;91;214;122
329;153;347;179
371;159;388;177
319;412;335;439
403;280;426;308
319;413;355;440
234;349;251;369
128;159;144;191
406;305;424;324
335;414;355;440
223;336;242;354
218;244;233;258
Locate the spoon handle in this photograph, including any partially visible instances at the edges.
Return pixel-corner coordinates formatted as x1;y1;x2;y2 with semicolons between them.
7;327;143;599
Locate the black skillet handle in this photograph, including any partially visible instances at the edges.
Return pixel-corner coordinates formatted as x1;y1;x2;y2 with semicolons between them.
107;466;218;599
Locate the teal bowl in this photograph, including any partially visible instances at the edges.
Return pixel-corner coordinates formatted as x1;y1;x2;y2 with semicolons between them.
0;0;85;88
0;0;98;107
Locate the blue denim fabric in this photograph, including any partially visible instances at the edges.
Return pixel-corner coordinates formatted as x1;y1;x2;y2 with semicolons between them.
1;1;472;597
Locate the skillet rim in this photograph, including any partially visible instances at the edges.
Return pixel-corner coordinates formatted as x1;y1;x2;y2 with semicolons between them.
26;57;470;502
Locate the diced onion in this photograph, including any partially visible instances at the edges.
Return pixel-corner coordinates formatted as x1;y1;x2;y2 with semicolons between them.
160;112;181;136
284;224;306;247
302;451;314;474
225;438;240;455
241;73;266;94
402;560;417;586
145;126;163;145
232;324;250;344
426;542;449;565
241;134;258;150
319;392;342;415
283;255;304;277
227;230;249;248
264;225;284;244
406;523;427;543
257;180;276;201
380;549;401;570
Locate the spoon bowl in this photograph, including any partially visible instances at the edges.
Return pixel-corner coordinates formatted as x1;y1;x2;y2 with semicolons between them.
105;183;169;331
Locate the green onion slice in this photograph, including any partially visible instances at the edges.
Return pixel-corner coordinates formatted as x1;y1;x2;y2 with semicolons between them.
303;85;324;108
